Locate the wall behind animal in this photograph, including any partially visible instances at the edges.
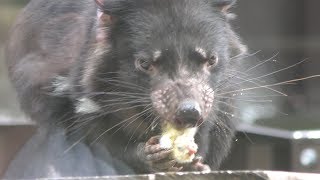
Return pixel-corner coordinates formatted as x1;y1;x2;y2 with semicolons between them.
234;0;320;130
0;0;30;125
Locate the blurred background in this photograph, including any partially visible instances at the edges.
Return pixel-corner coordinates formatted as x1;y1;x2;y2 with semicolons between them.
234;0;320;130
0;0;30;125
1;0;320;129
1;0;320;175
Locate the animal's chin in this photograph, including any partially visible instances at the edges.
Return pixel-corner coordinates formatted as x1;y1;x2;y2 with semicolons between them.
161;117;204;130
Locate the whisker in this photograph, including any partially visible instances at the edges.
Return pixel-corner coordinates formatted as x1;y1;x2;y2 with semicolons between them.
217;75;320;96
95;77;149;92
91;106;153;144
223;58;309;89
124;111;154;152
217;94;286;99
63;125;95;154
101;96;150;101
217;75;288;96
146;116;160;133
87;91;150;97
99;103;152;115
245;53;279;73
215;99;243;110
229;50;261;61
111;106;153;136
100;99;150;107
212;107;235;117
213;53;279;91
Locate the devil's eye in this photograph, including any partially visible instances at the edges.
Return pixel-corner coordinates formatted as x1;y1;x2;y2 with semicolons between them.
193;47;218;68
208;53;219;67
135;58;152;73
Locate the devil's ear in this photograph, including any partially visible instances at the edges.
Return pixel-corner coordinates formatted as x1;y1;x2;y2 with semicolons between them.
212;0;246;56
95;0;114;23
95;0;115;43
211;0;237;20
95;0;112;14
211;0;236;13
95;0;128;15
95;0;104;9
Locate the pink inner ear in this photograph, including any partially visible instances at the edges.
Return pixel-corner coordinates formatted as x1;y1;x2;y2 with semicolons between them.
98;11;112;24
95;0;114;43
96;9;111;43
221;4;232;13
95;0;105;9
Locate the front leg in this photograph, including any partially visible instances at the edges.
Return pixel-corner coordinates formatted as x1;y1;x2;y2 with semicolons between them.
123;124;213;173
132;136;211;173
135;136;183;173
183;156;211;172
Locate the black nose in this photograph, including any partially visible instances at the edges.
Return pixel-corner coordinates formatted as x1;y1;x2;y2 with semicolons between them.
176;99;202;126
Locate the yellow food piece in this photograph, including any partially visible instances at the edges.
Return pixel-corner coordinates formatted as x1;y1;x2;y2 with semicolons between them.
159;123;198;163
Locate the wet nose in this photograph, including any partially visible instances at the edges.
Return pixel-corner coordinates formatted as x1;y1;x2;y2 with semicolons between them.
176;99;202;126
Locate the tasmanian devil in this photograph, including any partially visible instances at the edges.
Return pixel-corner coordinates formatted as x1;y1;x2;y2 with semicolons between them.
6;0;247;175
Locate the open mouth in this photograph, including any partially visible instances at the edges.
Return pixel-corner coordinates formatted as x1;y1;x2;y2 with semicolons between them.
172;117;204;129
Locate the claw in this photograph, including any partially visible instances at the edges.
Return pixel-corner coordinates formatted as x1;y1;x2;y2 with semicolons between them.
168;166;183;172
146;149;172;161
147;135;161;145
145;144;162;154
190;156;211;172
152;160;176;170
139;136;185;173
193;155;203;163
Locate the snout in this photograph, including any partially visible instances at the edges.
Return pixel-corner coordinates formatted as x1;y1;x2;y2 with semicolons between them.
176;99;202;127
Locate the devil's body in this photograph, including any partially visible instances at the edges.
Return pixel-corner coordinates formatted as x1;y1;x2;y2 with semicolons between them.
5;0;246;178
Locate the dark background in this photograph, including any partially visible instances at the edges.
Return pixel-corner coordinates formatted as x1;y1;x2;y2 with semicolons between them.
1;0;320;128
234;0;320;130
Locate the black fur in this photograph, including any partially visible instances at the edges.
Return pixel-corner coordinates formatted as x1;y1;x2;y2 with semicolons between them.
6;0;246;175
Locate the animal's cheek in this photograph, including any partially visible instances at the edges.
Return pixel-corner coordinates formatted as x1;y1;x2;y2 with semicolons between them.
196;84;215;117
151;87;179;122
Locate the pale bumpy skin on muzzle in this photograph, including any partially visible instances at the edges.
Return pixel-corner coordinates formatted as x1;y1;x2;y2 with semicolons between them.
5;0;247;177
151;79;215;127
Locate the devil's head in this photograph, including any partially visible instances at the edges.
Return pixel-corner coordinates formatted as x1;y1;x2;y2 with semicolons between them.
86;0;246;129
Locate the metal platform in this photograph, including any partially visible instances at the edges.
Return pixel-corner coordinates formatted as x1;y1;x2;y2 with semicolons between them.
33;171;320;180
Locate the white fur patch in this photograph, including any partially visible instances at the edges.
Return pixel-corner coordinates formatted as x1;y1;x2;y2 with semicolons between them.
76;98;100;114
153;50;162;61
52;76;71;95
179;67;190;77
195;47;207;58
193;101;202;116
